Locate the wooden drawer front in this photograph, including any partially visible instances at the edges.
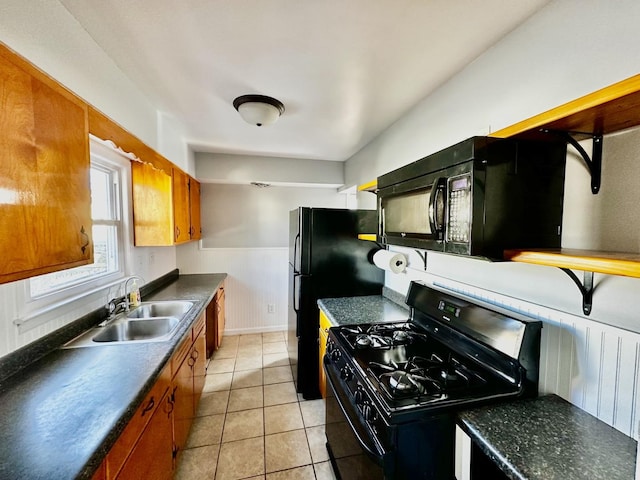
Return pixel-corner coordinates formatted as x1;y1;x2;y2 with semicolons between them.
191;312;205;342
171;334;193;378
106;364;170;478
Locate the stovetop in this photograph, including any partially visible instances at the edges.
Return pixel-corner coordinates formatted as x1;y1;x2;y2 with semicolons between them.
330;319;522;414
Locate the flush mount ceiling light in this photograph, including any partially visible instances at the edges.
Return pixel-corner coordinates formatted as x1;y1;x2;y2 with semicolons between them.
233;94;285;127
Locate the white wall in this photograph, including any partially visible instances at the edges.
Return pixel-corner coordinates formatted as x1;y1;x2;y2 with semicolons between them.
200;184;348;248
196;152;344;186
343;0;640;437
347;0;640;189
178;180;349;332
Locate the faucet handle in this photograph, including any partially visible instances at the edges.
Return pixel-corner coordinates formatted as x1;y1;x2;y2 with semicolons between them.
105;299;117;316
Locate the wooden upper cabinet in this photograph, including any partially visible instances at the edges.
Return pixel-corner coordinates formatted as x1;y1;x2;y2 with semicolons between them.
131;164;202;246
189;177;202;240
131;161;174;246
0;44;92;284
172;168;191;244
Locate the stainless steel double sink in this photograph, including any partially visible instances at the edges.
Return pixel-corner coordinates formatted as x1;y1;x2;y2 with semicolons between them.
64;301;194;348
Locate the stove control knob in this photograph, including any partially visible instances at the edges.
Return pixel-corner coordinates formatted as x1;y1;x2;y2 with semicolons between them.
362;402;377;422
340;365;353;381
325;340;333;356
330;348;341;362
354;387;364;405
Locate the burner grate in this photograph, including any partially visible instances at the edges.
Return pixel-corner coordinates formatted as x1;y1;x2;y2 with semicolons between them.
368;354;487;401
341;323;428;350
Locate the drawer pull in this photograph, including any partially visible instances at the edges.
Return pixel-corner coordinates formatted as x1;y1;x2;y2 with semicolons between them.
141;396;155;417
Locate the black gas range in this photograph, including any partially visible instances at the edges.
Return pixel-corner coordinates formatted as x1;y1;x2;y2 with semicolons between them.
323;281;542;480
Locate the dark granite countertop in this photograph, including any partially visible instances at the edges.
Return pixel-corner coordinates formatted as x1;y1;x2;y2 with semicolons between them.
457;394;637;480
0;273;226;480
317;293;409;326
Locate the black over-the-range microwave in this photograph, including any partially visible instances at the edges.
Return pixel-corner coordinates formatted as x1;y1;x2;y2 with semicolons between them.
376;136;567;259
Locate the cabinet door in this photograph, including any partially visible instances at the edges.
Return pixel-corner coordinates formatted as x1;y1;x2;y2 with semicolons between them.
172;168;190;244
172;348;195;459
0;44;92;284
189;177;201;240
193;330;206;411
131;161;174;246
106;364;170;477
116;392;174;480
205;299;217;358
216;285;226;348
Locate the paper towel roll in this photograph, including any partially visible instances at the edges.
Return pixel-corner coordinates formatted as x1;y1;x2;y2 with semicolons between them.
373;250;407;274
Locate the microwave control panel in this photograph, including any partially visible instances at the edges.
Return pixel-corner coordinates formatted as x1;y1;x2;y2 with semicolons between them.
447;174;471;243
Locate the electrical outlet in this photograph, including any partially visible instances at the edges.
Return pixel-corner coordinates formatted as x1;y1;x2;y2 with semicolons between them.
267;304;275;314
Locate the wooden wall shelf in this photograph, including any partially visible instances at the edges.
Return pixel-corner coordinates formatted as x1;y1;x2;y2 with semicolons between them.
495;73;640;313
358;180;378;193
491;74;640;139
357;234;377;242
504;249;640;279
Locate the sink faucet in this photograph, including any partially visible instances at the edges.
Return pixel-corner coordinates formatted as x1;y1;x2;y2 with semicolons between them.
123;275;144;312
101;298;128;327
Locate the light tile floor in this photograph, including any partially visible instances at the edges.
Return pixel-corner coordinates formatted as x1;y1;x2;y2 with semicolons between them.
175;332;337;480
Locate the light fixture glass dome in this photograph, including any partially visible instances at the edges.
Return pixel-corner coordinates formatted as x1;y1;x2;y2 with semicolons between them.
233;94;285;127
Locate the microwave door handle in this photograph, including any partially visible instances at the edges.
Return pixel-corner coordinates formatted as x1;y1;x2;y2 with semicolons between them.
428;177;447;240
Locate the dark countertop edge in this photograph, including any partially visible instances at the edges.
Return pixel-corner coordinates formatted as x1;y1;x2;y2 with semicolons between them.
456;416;525;480
76;272;227;478
456;394;637;480
1;270;226;480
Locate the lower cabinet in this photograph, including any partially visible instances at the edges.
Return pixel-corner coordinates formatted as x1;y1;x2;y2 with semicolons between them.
318;311;332;399
172;313;206;463
116;391;174;480
105;313;206;479
205;281;226;358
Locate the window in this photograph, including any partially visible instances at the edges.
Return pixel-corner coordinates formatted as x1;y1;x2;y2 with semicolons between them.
29;156;124;299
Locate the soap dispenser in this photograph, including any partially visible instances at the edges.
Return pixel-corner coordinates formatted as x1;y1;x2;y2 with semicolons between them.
129;280;141;308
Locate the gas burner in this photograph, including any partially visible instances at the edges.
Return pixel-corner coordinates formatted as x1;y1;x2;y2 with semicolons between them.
355;334;372;348
369;356;445;400
341;322;429;350
341;325;396;349
393;330;410;343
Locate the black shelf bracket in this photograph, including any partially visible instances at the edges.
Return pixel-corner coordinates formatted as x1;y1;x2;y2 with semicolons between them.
540;129;603;194
414;250;427;271
560;268;594;316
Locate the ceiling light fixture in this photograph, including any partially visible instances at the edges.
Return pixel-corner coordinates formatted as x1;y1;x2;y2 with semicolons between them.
233;94;285;127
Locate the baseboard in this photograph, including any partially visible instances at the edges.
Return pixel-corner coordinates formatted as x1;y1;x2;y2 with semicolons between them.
225;325;287;335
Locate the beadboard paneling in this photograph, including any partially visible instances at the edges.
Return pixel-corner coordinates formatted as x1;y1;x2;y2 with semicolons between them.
384;246;640;439
177;243;288;333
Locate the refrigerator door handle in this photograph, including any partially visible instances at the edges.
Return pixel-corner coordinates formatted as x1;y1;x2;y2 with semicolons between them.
293;232;300;274
293;274;300;313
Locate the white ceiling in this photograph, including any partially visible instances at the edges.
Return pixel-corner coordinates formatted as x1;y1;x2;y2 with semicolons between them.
60;0;550;161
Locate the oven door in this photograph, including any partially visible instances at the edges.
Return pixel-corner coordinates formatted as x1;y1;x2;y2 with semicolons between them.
324;362;393;480
378;173;447;250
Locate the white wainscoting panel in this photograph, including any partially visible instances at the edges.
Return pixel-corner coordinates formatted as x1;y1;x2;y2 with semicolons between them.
382;246;640;440
177;243;288;334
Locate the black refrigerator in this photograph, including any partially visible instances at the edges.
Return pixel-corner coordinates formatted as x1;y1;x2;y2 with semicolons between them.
288;207;384;399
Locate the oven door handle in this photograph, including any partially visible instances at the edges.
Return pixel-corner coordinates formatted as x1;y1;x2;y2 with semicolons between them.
325;362;389;462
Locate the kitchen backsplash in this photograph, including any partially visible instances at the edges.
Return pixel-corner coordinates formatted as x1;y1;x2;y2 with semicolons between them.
385;246;640;440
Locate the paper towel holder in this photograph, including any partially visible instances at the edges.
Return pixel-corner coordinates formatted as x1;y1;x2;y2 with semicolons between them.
414;250;427;271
